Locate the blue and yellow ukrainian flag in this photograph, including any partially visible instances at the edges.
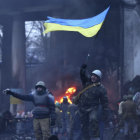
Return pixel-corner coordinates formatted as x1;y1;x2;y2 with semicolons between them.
44;7;110;37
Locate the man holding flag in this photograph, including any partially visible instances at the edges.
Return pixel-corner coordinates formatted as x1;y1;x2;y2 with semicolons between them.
43;6;110;140
73;64;109;140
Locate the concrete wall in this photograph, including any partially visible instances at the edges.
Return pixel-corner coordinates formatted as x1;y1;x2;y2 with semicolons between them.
123;1;140;82
133;8;140;76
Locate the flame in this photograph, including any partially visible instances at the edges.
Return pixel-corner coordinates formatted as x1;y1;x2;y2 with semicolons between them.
60;97;63;103
67;96;72;104
55;86;76;104
65;87;76;95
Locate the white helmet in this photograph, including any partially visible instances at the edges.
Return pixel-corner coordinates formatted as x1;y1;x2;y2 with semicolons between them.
92;70;102;79
35;81;46;89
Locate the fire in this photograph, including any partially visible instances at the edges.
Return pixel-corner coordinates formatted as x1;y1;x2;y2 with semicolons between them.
55;86;76;104
65;87;76;95
67;96;72;104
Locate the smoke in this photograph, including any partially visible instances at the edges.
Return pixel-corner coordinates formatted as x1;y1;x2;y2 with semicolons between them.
0;0;120;111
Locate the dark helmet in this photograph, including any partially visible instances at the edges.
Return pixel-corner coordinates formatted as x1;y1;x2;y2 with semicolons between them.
55;102;61;108
127;94;133;100
35;81;46;90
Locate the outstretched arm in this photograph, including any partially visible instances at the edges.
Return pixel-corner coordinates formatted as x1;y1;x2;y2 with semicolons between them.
4;89;33;101
80;64;91;87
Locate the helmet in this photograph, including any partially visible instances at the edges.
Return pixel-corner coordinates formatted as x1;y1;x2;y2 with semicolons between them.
127;94;133;100
92;70;102;79
55;102;61;108
123;95;127;101
63;96;67;99
63;96;67;101
35;81;46;89
63;96;68;103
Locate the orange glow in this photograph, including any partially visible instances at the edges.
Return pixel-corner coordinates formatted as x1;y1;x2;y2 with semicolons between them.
55;87;77;104
60;97;63;103
67;96;72;104
65;87;76;95
55;101;59;104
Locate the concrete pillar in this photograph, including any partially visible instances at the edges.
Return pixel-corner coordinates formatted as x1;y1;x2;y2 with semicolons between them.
1;17;13;112
11;14;26;114
122;0;139;82
133;4;140;76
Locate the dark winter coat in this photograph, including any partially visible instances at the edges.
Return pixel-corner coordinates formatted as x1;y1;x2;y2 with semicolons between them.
11;90;55;120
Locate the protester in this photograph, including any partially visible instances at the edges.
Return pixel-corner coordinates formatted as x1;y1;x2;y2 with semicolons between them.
4;81;56;140
60;96;70;139
68;103;81;140
54;102;62;138
73;64;109;140
122;94;137;140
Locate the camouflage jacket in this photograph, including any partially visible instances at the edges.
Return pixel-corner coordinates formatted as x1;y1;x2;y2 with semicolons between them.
78;83;108;112
78;66;108;112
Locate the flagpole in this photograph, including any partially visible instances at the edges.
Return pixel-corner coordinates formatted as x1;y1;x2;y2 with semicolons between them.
84;32;99;65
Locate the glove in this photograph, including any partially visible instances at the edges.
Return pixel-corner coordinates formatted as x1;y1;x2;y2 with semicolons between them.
3;89;13;95
81;64;87;69
50;119;55;126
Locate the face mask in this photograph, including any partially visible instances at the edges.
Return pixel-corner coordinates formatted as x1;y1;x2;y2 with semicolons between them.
36;87;45;95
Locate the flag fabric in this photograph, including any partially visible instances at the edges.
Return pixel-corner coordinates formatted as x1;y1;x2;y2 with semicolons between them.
10;89;23;104
44;7;110;37
10;96;22;104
